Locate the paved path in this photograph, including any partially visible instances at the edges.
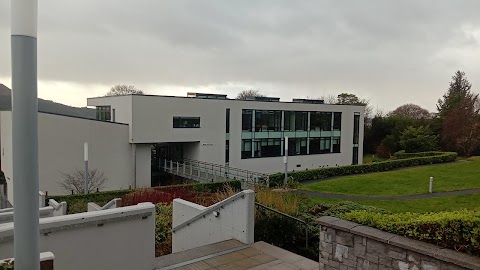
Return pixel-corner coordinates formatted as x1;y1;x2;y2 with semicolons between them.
293;188;480;201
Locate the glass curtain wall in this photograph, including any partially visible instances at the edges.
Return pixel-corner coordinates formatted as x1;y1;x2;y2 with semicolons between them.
241;109;343;159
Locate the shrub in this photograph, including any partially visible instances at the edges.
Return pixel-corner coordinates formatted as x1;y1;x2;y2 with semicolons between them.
0;260;13;270
342;210;480;256
269;152;457;186
122;187;197;206
155;204;173;257
393;151;448;159
48;180;241;214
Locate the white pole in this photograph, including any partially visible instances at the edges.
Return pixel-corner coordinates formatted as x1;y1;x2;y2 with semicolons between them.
429;177;433;193
11;0;40;269
84;142;89;194
284;137;289;186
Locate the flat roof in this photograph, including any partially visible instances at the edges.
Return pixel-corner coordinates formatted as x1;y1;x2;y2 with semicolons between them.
87;94;366;107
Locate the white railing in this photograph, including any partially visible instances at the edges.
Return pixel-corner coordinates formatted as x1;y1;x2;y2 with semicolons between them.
171;190;255;252
163;158;270;187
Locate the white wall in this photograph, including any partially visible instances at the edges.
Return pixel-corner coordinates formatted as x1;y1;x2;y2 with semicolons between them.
135;144;151;188
1;112;135;200
172;190;255;253
0;203;156;270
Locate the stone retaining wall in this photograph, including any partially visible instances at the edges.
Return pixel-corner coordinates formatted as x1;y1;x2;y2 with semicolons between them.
318;216;480;270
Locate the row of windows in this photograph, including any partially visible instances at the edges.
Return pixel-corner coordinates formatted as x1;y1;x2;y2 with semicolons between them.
173;117;200;128
241;137;341;159
242;110;341;132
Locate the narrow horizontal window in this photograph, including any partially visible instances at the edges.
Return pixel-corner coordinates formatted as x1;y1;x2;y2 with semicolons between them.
173;117;200;128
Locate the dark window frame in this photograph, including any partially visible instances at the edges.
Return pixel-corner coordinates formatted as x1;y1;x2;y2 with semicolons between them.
173;117;201;128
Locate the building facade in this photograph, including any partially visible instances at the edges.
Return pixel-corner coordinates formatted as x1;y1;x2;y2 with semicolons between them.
88;93;365;176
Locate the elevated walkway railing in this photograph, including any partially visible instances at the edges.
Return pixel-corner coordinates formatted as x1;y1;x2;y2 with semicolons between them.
163;158;270;187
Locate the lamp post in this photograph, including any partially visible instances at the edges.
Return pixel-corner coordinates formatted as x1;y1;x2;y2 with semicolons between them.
84;142;89;194
11;0;40;269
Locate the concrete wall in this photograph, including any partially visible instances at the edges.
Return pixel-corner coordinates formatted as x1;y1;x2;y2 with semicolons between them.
172;190;255;253
89;95;365;174
318;216;480;270
1;111;135;200
135;144;151;188
0;203;156;270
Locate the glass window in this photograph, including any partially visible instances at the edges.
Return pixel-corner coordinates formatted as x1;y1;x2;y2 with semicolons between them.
268;111;282;131
226;109;230;134
309;138;320;154
333;112;342;131
284;111;295;131
225;140;230;163
320;137;331;153
310;112;321;131
295;112;308;131
241;139;252;159
320;112;332;131
332;137;341;153
173;117;200;128
242;110;253;131
288;138;307;156
96;106;111;121
353;114;360;144
352;146;359;165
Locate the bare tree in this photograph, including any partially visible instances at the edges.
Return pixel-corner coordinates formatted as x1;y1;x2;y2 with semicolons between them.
317;94;337;104
105;85;144;96
389;104;432;119
236;89;265;100
59;168;108;194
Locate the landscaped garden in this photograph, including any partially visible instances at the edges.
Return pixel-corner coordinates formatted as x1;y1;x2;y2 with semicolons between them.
44;153;480;262
302;156;480;197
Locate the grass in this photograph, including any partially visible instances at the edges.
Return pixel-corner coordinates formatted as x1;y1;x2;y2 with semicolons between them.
307;193;480;213
302;158;480;196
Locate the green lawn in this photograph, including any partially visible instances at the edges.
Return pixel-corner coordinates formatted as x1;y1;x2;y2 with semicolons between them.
302;158;480;196
307;193;480;213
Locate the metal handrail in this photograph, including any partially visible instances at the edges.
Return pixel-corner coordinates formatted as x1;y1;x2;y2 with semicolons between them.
255;202;309;248
163;158;271;187
172;191;248;233
183;158;270;177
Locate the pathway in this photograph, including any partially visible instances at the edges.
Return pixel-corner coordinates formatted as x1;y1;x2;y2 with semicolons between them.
293;188;480;201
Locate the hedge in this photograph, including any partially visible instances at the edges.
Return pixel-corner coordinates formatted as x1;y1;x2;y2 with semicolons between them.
342;209;480;256
269;152;457;186
393;150;448;159
47;180;241;214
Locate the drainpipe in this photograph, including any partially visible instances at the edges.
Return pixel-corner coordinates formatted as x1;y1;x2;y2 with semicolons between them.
11;0;40;269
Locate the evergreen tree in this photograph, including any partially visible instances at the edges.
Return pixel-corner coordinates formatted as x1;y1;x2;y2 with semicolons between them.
437;71;473;116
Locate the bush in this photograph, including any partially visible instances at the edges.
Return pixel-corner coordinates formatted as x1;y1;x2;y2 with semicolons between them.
48;180;241;214
269;152;457;186
155;204;173;257
342;210;480;256
122;188;197;206
393;151;448;159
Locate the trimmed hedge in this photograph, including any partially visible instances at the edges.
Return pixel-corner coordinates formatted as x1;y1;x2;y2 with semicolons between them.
48;180;241;214
269;152;457;186
393;151;448;159
342;210;480;256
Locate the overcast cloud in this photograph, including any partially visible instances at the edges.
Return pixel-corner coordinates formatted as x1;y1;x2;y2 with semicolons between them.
1;0;480;111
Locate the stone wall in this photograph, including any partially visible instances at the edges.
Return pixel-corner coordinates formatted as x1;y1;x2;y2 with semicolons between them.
318;216;480;270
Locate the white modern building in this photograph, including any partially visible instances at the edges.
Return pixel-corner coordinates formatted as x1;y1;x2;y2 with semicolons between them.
1;93;364;201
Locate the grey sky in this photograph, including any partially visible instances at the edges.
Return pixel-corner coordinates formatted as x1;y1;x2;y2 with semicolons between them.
1;1;480;111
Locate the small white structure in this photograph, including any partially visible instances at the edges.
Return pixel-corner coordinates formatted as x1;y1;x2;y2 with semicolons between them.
171;190;255;252
0;203;156;270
